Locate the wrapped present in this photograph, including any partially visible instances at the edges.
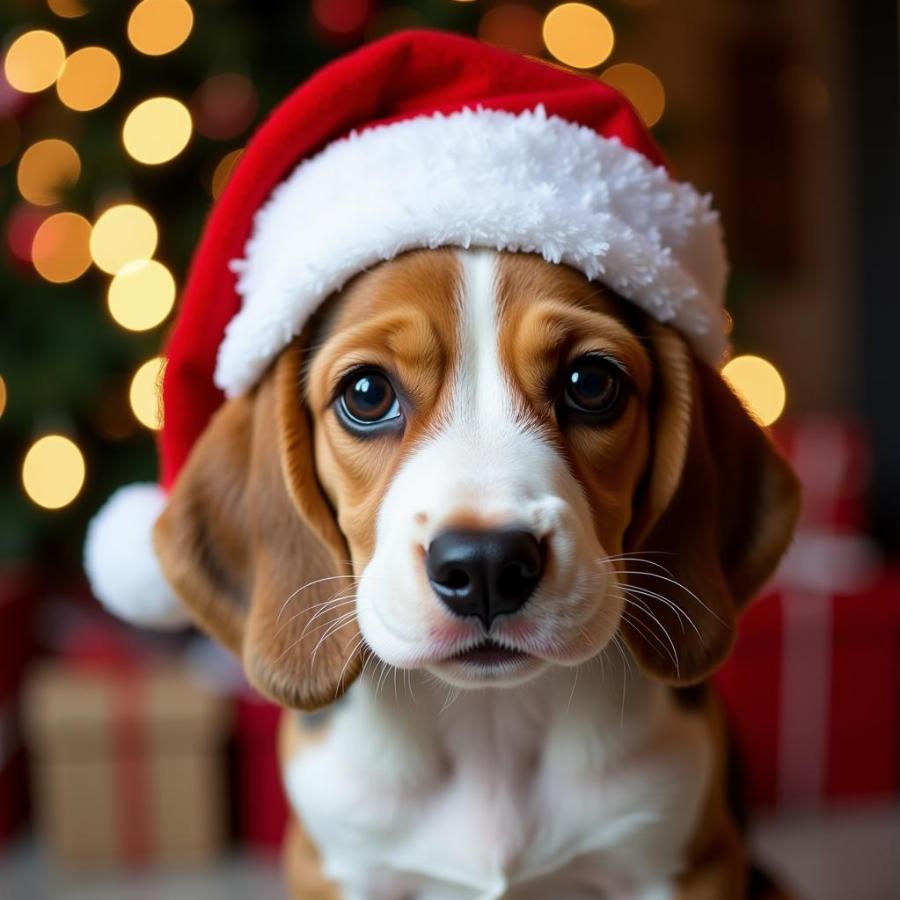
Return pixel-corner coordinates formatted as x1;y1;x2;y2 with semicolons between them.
716;549;900;809
235;690;289;853
772;417;869;533
0;567;38;846
22;634;231;870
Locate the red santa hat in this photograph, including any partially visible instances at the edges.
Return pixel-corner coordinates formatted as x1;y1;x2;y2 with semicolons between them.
84;29;729;628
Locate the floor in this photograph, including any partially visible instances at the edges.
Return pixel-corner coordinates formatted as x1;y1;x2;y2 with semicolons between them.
1;805;898;899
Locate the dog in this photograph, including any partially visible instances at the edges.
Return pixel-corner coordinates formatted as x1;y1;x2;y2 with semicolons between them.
153;247;800;899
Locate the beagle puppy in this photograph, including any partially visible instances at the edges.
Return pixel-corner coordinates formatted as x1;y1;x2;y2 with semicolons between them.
154;247;800;899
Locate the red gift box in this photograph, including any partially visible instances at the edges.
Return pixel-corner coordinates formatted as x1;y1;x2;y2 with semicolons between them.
716;562;900;810
772;417;869;533
0;567;38;846
235;691;289;853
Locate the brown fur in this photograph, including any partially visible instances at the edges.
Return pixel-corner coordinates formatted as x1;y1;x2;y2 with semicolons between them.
153;249;800;898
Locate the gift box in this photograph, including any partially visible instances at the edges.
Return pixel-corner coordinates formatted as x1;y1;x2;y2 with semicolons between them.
234;690;289;853
716;565;900;810
772;416;869;533
23;651;231;870
0;567;38;847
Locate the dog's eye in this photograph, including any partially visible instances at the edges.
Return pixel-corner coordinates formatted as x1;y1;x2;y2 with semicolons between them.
337;368;402;430
561;355;627;420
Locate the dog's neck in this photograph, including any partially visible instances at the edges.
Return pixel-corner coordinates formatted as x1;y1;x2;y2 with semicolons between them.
327;651;667;792
286;651;710;896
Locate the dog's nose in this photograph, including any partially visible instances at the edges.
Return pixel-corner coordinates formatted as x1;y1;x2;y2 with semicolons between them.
425;528;544;629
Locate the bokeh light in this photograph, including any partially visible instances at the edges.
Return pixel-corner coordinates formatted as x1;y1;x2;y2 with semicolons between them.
6;206;46;264
48;0;88;18
4;30;66;93
127;0;194;56
108;259;176;331
478;5;544;57
192;74;258;141
56;46;121;111
210;148;243;199
543;3;614;70
601;62;666;127
123;97;193;165
129;356;166;430
312;0;370;35
90;204;158;274
31;212;92;283
0;374;6;420
16;139;81;206
22;435;86;510
722;354;787;427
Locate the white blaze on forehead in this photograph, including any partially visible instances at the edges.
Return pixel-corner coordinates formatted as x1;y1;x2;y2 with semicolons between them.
455;249;515;428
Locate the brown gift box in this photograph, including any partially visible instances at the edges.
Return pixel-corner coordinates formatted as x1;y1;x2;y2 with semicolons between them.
23;659;230;870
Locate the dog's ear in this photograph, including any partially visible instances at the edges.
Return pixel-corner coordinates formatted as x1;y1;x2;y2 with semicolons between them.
154;342;363;710
622;322;800;684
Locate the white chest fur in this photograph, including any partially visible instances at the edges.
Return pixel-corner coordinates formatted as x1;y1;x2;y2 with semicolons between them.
284;657;712;900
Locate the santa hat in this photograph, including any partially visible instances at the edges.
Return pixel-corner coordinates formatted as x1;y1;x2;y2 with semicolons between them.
84;29;729;628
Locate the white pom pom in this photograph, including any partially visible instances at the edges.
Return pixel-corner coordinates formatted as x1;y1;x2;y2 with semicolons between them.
84;483;192;629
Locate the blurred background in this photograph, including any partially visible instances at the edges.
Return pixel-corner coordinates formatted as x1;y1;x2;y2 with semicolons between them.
0;0;898;897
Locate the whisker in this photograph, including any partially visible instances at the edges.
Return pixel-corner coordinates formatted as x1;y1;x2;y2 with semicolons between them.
276;574;360;623
598;555;726;627
439;686;461;715
309;611;359;665
334;635;367;699
618;596;680;675
622;584;702;640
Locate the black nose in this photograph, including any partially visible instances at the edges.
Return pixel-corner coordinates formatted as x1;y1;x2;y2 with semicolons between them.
425;528;544;629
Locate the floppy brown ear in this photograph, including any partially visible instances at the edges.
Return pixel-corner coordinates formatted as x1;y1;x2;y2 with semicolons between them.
153;342;363;710
622;322;800;684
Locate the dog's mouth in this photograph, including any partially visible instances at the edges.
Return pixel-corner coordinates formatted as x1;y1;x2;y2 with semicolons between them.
449;639;531;667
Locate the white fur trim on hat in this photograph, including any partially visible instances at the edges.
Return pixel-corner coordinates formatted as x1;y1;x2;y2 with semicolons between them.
217;104;729;397
84;483;191;629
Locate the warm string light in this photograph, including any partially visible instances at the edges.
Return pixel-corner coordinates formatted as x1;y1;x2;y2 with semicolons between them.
16;139;81;206
601;62;666;127
129;357;166;430
6;206;46;264
90;204;158;274
8;2;197;498
31;212;92;283
108;259;176;331
127;0;195;56
312;0;371;35
543;3;614;69
192;74;258;141
22;434;86;510
4;30;66;93
478;4;545;57
47;0;88;18
722;355;787;427
122;97;193;165
56;46;121;112
210;148;244;199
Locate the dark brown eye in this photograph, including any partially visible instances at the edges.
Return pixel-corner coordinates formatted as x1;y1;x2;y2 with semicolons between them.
562;355;627;420
337;368;401;430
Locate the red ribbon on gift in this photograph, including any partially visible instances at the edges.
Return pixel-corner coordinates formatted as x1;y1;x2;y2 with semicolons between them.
65;626;154;866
